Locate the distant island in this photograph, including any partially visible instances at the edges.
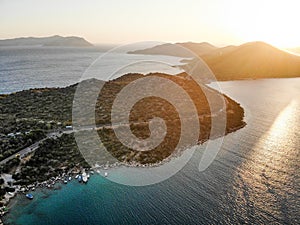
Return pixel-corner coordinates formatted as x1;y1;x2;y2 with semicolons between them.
0;35;93;47
129;41;300;80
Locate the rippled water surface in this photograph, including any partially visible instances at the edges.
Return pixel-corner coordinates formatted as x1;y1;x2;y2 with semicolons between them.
0;46;185;94
3;78;299;224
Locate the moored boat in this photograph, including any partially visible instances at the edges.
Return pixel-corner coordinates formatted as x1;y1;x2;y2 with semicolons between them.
25;193;33;200
82;176;88;183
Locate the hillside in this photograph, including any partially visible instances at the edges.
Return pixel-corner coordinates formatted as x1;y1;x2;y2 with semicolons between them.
203;42;300;80
128;42;217;57
129;41;300;80
0;35;93;47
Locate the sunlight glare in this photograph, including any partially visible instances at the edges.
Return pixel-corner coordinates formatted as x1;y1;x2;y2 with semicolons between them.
222;0;300;47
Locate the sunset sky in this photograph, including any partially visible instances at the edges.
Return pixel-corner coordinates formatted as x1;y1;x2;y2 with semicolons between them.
1;0;299;47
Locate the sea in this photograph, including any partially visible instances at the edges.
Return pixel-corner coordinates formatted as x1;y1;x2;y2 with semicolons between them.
1;47;299;224
0;45;186;94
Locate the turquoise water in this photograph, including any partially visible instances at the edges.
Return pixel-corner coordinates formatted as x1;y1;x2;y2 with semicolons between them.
4;78;300;224
6;176;140;225
5;165;222;225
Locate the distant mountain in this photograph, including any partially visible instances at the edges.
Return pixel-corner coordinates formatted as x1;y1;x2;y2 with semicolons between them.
128;42;217;57
0;35;93;47
203;42;300;80
129;41;300;80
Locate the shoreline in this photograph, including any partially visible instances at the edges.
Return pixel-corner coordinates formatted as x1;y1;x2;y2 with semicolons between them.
0;167;94;224
0;117;246;223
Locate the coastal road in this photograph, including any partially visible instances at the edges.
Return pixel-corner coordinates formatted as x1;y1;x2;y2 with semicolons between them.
0;106;227;166
0;130;73;166
0;124;105;166
0;123;139;166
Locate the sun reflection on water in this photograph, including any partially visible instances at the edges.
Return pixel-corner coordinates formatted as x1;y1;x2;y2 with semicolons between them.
265;100;298;145
232;99;299;222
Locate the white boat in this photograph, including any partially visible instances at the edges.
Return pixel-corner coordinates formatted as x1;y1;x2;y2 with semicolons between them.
104;172;108;177
68;176;72;181
82;171;89;183
75;174;79;179
82;176;88;183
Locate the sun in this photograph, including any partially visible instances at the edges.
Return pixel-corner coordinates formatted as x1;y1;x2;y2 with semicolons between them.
221;0;300;48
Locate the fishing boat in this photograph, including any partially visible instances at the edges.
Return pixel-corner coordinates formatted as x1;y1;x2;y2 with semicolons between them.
25;193;33;200
78;175;82;182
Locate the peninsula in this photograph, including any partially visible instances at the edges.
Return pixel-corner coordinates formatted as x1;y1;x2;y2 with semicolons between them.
0;72;246;214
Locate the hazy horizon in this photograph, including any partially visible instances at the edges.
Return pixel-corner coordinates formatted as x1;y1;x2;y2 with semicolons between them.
2;35;300;51
1;0;300;48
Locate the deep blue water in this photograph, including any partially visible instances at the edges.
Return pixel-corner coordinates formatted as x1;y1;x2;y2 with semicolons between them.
3;78;300;224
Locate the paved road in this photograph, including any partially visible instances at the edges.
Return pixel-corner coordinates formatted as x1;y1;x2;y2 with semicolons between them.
0;130;72;165
0;124;105;166
0;109;225;166
0;123;139;166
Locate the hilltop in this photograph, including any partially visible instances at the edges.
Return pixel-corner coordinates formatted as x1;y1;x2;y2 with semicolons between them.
129;41;300;80
0;35;93;47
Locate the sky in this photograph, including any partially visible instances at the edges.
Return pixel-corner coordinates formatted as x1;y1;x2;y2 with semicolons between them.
0;0;300;47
